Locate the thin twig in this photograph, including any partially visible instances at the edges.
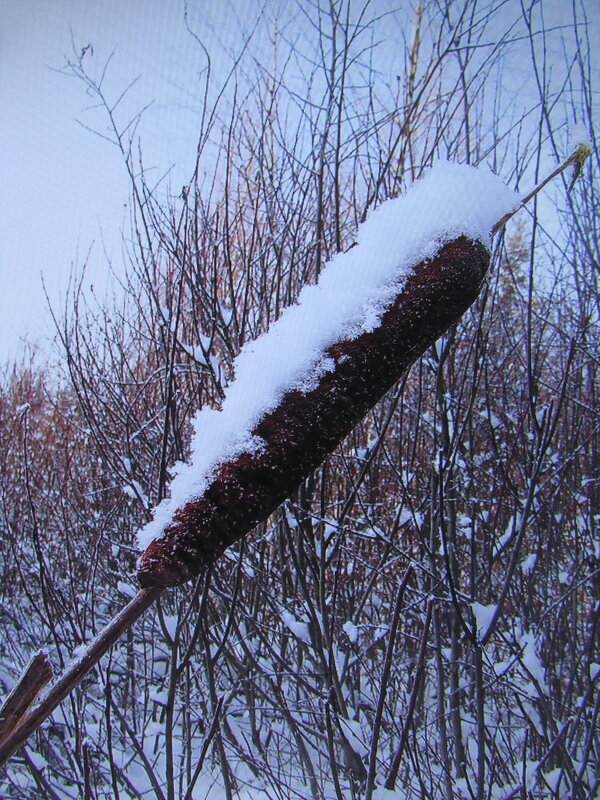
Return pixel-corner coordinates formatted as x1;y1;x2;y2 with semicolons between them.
364;568;413;800
385;599;433;790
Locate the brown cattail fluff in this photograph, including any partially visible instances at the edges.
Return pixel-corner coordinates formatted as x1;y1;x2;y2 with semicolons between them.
138;236;490;588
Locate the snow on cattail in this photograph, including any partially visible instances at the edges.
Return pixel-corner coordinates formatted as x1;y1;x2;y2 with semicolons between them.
137;162;518;588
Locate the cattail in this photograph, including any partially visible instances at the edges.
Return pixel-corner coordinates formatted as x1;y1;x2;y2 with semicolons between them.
138;233;491;588
137;163;519;588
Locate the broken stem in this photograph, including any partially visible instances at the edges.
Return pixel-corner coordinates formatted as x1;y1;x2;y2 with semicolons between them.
0;653;53;744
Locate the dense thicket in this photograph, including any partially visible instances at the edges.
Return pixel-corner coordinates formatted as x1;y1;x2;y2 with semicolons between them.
1;1;598;797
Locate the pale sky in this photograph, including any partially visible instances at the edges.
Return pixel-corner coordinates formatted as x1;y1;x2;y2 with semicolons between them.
0;0;596;363
0;0;239;360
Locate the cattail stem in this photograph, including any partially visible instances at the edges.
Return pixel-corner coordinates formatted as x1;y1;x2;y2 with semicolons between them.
0;588;162;767
491;143;590;235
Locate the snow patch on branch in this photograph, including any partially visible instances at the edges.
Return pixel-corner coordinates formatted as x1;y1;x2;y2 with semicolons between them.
137;162;518;551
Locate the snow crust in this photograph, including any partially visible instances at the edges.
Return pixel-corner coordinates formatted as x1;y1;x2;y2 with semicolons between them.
280;608;311;643
343;620;359;643
519;630;547;692
137;162;518;551
471;601;497;640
